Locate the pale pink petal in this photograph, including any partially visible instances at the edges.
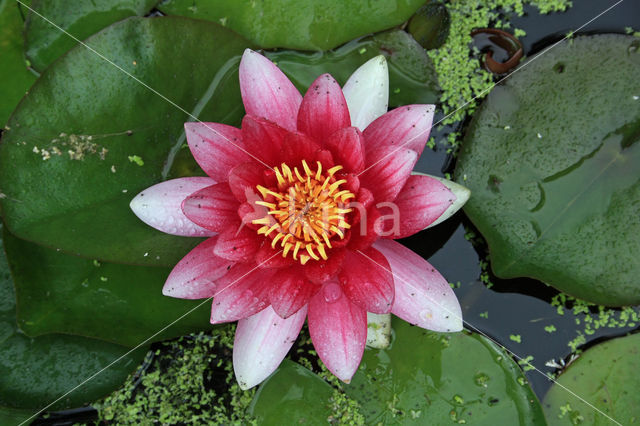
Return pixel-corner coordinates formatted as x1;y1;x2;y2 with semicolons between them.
213;225;261;262
378;175;455;239
210;263;275;324
185;122;249;181
130;177;216;237
239;49;302;132
342;55;389;131
324;127;365;174
412;173;471;229
162;237;234;299
297;74;350;144
374;239;462;332
308;281;367;382
339;248;394;314
363;104;435;156
361;146;417;202
269;267;319;318
233;305;307;390
182;183;240;232
241;115;289;165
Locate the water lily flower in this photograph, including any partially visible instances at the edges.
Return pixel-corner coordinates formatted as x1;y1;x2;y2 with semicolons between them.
130;49;469;390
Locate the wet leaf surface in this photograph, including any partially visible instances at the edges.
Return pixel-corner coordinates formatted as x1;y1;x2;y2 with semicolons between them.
455;34;640;306
543;333;640;425
158;0;426;51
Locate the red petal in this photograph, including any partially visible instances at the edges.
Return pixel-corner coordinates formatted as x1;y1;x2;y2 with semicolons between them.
324;127;365;173
348;205;381;251
280;132;321;166
214;225;261;262
210;263;275;324
339;248;394;314
379;175;455;238
255;242;296;269
241;115;289;165
162;237;234;299
297;74;350;144
363;104;435;157
360;146;417;202
314;149;335;170
182;183;240;232
228;162;266;202
185;122;249;181
304;248;346;284
239;49;302;132
308;281;367;382
269;266;319;318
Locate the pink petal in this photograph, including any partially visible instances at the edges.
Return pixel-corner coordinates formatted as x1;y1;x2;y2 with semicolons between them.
339;248;394;314
269;266;319;318
239;49;302;132
324;127;365;173
210;263;275;324
185;122;249;181
213;225;261;262
228;162;266;202
255;242;296;269
360;146;417;202
363;104;435;157
304;248;345;284
233;305;307;390
182;183;240;232
130;177;216;237
378;175;455;239
297;74;350;144
308;281;367;382
374;239;462;332
162;237;234;299
241;115;289;165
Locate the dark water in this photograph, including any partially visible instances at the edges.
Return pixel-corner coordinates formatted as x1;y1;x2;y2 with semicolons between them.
32;0;639;424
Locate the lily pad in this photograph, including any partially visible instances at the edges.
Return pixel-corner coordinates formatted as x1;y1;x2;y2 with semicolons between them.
158;0;426;51
455;34;640;306
0;17;249;267
543;333;640;425
4;227;212;346
267;30;440;107
251;320;545;425
344;320;546;425
0;226;147;412
24;0;157;72
248;360;334;424
0;0;36;126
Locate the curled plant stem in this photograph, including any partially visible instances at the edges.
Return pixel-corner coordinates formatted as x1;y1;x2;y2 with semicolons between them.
471;28;524;74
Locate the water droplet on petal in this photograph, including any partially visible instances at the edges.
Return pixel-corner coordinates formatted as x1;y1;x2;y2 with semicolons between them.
323;282;341;304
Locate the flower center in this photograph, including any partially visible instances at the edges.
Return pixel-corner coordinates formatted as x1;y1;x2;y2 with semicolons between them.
252;160;355;265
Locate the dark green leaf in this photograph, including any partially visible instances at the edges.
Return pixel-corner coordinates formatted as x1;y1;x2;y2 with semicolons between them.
0;226;146;411
158;0;426;51
407;1;451;50
343;320;546;425
25;0;158;71
0;17;249;267
4;227;213;346
249;360;334;424
0;0;37;126
0;406;33;426
455;34;640;305
267;30;440;107
543;333;640;425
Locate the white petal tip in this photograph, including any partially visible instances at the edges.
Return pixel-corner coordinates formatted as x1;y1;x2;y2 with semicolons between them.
343;55;390;130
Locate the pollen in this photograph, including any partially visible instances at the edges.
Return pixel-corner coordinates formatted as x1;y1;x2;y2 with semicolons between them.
252;160;354;265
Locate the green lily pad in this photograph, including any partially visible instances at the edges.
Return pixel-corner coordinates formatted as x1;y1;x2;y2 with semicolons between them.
251;320;545;425
455;34;640;306
0;226;146;412
267;29;439;107
4;227;212;346
344;320;545;425
24;0;157;72
543;333;640;425
248;360;334;424
0;0;36;126
158;0;425;51
0;17;249;267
